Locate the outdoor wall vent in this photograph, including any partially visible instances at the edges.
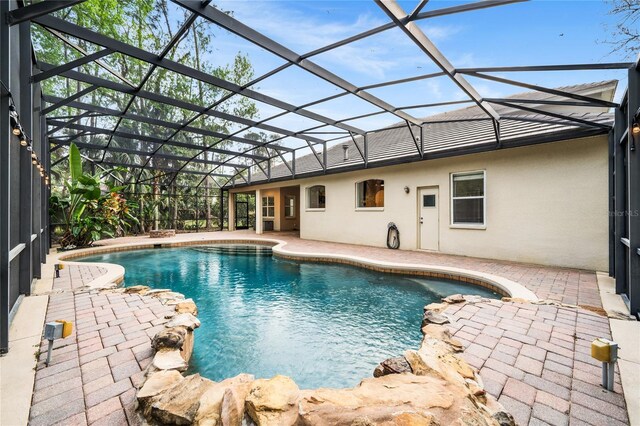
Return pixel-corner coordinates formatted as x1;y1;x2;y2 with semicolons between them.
342;144;349;161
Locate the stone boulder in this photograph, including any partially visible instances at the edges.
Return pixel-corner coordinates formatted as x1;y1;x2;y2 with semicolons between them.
175;299;198;315
464;295;491;304
245;375;300;426
166;313;201;331
149;374;214;425
373;356;413;377
146;288;172;296
137;370;184;408
152;348;188;372
299;374;479;425
442;294;465;304
194;374;254;426
152;327;186;351
221;382;253;426
125;285;150;294
421;310;449;327
420;324;464;352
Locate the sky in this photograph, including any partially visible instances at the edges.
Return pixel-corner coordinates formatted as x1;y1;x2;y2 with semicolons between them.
178;0;634;149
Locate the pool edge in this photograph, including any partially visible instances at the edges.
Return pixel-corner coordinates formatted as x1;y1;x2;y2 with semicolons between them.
56;237;538;301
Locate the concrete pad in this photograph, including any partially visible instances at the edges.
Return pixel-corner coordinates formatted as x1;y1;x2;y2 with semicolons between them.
610;319;640;426
0;294;49;426
596;272;632;317
617;358;640;426
596;272;639;426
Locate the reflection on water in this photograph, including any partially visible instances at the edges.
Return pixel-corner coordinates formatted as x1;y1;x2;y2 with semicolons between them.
78;246;498;389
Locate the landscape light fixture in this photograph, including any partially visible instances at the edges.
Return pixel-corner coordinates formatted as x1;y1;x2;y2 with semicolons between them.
632;109;640;135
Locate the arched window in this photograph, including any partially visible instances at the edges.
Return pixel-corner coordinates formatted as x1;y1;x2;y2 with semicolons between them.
306;185;326;209
356;179;384;208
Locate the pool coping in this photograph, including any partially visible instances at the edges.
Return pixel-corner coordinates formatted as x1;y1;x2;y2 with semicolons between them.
57;236;538;301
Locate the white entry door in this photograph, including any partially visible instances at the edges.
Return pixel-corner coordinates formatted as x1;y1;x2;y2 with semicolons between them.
419;187;439;251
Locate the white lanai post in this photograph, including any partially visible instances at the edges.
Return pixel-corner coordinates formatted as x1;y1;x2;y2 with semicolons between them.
228;192;236;231
255;189;263;234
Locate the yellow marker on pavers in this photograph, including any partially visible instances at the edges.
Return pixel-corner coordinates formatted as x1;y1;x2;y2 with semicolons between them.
54;263;64;278
44;320;73;366
591;338;619;391
56;320;73;338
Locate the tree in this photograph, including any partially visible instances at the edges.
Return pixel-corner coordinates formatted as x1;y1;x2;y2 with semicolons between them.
33;0;260;232
606;0;640;57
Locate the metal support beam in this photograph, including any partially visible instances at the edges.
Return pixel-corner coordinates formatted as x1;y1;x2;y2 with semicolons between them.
364;134;369;168
609;130;615;276
405;120;422;157
42;95;272;160
457;63;633;73
488;100;611;129
19;21;33;297
31;48;113;83
52;139;250;169
47;110;93;135
349;132;366;163
0;0;10;354
44;28;134;87
375;0;501;145
175;0;421;127
627;64;640;316
37;65;310;146
41;84;98;115
301;0;525;59
33;15;366;135
484;98;611;108
462;71;619;108
6;0;86;26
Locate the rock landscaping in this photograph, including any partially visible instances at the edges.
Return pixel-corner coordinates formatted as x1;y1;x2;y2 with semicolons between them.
134;291;516;425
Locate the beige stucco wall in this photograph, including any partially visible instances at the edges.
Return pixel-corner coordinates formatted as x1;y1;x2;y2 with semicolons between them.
232;136;609;271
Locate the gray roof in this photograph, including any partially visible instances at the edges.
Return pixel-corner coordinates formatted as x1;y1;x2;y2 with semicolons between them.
242;81;616;185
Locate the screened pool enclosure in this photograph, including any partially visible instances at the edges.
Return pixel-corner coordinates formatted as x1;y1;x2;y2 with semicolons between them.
1;0;639;353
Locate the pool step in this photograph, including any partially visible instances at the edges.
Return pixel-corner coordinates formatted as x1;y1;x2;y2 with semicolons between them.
190;245;273;256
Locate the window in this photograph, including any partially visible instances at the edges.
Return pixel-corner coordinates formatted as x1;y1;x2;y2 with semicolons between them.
307;185;326;209
451;171;485;226
356;179;384;208
284;195;295;218
423;194;436;207
262;196;275;218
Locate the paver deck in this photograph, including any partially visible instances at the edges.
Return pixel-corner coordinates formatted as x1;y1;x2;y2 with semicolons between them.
30;265;173;425
27;231;629;425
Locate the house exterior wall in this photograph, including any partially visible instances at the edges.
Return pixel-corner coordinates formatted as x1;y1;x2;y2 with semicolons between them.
232;136;609;271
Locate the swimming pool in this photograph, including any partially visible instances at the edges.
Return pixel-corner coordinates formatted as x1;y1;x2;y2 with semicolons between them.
78;245;499;389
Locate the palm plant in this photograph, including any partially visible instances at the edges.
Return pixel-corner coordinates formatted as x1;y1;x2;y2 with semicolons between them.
50;143;139;248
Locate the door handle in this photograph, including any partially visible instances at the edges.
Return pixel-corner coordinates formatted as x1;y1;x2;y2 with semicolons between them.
420;217;423;224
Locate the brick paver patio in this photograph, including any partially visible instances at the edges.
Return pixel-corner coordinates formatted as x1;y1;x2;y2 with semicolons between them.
27;232;629;425
446;300;628;426
30;265;173;425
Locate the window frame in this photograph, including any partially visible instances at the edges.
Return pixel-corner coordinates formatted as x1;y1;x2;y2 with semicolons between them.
284;195;296;219
450;170;486;229
262;195;275;218
355;179;385;211
305;185;326;211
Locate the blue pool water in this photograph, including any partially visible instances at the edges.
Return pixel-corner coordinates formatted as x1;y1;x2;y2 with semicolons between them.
78;245;498;389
